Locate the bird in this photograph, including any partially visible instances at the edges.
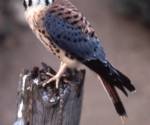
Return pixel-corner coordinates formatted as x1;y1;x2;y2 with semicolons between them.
23;0;135;123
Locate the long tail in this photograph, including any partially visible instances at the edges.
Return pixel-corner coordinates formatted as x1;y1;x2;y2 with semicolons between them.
84;60;135;122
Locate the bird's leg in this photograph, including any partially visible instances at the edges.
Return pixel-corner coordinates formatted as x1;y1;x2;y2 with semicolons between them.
45;62;64;77
43;62;67;88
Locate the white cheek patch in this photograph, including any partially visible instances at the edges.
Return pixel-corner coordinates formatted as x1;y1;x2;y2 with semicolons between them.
25;0;54;7
48;0;53;4
25;0;28;4
40;0;53;5
32;0;40;6
40;0;45;5
25;0;29;6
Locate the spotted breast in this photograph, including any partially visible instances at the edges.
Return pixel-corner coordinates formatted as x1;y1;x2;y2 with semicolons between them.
25;4;80;68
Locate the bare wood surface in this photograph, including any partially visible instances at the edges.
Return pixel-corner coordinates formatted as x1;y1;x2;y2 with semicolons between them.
14;63;85;125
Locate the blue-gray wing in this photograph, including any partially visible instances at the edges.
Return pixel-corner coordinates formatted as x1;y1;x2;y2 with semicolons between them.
44;13;106;63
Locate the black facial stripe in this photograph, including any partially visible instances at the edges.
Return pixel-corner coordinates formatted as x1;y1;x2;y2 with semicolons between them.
28;0;32;6
23;0;27;9
45;0;49;5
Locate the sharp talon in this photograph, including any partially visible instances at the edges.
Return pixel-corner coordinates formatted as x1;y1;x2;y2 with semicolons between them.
42;81;48;87
43;78;55;87
43;62;67;88
46;72;54;77
42;82;48;87
56;78;60;88
56;81;59;89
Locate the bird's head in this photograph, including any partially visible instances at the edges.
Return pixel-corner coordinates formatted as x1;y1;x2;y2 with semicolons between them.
23;0;55;9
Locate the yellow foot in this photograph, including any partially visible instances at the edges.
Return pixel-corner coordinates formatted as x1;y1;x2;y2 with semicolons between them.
43;62;67;88
43;74;61;88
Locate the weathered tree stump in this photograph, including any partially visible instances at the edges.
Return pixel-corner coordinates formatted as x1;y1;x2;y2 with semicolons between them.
14;63;85;125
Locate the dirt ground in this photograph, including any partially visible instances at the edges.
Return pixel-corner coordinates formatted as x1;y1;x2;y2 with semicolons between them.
0;0;150;125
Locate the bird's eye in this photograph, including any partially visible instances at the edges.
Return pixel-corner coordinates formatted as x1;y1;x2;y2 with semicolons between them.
45;0;55;5
45;0;49;5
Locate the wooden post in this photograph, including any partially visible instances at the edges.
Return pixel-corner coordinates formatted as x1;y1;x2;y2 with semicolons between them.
14;63;85;125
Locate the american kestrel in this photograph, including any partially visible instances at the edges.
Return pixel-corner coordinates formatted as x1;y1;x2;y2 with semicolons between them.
23;0;135;122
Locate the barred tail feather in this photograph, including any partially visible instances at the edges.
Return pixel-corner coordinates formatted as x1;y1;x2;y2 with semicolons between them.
98;76;127;123
84;60;136;96
84;59;136;122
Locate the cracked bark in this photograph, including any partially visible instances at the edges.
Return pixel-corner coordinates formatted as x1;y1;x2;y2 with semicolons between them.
14;63;85;125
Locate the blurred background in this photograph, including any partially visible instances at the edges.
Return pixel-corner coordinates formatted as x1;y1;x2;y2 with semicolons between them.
0;0;150;125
